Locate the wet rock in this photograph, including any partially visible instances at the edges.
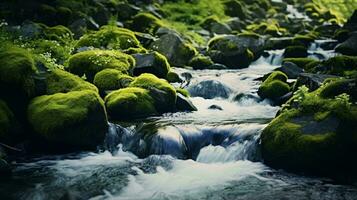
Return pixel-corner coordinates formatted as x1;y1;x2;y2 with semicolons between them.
188;80;233;99
233;93;260;102
150;33;197;67
335;32;357;56
258;71;290;103
176;93;197;112
19;21;44;39
275;62;304;79
265;37;294;50
208;105;223;110
294;73;340;92
343;10;357;31
226;17;244;31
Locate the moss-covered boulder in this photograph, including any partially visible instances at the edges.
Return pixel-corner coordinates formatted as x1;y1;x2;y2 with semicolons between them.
75;26;140;50
311;55;357;77
46;69;98;94
129;13;164;34
166;71;182;83
223;0;247;20
0;100;16;142
261;81;357;181
284;45;308;58
43;25;73;44
149;33;197;67
105;87;157;120
258;71;290;101
207;34;264;68
188;55;214;70
28;90;108;150
129;73;177;113
67;50;135;82
93;69;133;93
282;58;318;70
132;52;171;78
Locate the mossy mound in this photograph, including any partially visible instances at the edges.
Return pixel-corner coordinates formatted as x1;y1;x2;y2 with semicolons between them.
93;69;134;93
0;46;37;97
129;73;177;113
27;90;108;149
317;56;357;77
105;87;157;120
284;45;308;58
43;25;73;44
292;33;317;47
67;50;135;82
166;71;182;83
188;55;214;70
75;26;140;50
46;69;98;94
261;80;357;181
246;21;286;37
258;71;290;101
31;39;71;63
132;52;171;78
129;13;164;34
282;58;318;70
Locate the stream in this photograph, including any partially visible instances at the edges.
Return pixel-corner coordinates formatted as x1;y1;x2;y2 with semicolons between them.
1;45;357;200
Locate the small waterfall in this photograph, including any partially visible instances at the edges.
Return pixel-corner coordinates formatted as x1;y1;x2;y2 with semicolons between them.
308;39;338;60
254;50;284;66
286;5;311;21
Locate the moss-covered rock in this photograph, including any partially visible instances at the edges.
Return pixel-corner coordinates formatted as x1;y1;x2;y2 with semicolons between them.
75;26;140;50
105;87;157;120
223;0;247;20
166;71;182;83
282;58;318;70
284;45;308;58
0;100;15;141
129;13;164;34
43;25;73;44
246;21;287;37
46;69;98;94
292;33;317;47
67;50;135;82
207;34;264;68
258;71;290;101
188;55;214;70
149;33;197;67
315;55;357;77
93;69;134;93
261;81;357;181
27;90;108;149
129;73;177;113
132;52;171;78
335;32;357;56
31;39;71;63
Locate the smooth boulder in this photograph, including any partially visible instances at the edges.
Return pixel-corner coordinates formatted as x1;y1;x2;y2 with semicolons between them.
188;80;233;99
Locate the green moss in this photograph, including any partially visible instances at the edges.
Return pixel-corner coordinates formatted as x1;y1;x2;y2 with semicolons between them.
28;90;108;148
223;0;246;19
43;25;73;44
67;50;135;82
176;88;190;97
129;13;164;34
318;78;356;99
0;100;14;139
319;55;357;77
93;69;134;92
46;68;98;94
292;33;317;46
0;46;36;96
258;71;290;100
284;45;308;58
75;26;140;50
105;87;157;120
246;20;287;36
130;73;177;112
188;55;214;70
122;47;148;55
166;71;181;83
282;58;318;69
31;39;71;62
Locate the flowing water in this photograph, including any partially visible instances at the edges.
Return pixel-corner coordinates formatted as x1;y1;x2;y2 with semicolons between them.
1;46;357;200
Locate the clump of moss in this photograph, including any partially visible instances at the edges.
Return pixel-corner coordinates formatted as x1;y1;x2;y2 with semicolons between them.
319;78;356;99
67;50;135;82
176;88;190;97
166;71;182;83
246;20;287;37
282;58;318;70
129;73;177;112
105;87;157;120
123;47;148;55
188;55;214;70
133;52;171;79
27;90;108;149
31;39;71;63
0;46;36;96
284;45;308;58
310;56;357;77
93;69;134;93
46;69;98;94
258;71;290;100
75;26;140;50
43;25;73;44
129;13;164;34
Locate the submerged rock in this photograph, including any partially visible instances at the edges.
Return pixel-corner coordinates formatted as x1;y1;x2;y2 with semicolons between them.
188;80;233;99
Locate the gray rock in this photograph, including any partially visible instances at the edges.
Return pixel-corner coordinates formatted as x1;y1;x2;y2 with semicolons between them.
276;62;304;79
20;21;43;39
294;73;339;91
226;17;243;31
132;52;169;78
149;33;196;67
335;31;357;56
188;80;233;99
265;37;293;50
208;105;223;110
176;94;197;112
210;22;232;35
